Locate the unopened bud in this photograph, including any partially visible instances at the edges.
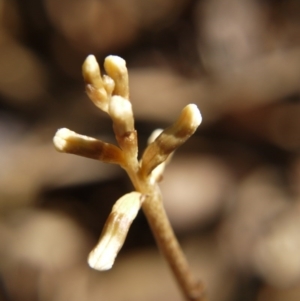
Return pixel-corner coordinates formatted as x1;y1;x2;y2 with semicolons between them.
53;128;124;164
104;56;129;99
82;55;109;112
88;192;145;270
109;96;134;136
147;128;163;144
140;104;202;178
146;129;166;183
102;75;115;96
109;95;137;155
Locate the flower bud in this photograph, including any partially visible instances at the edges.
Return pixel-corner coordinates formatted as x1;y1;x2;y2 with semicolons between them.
88;192;144;270
82;55;109;112
140;104;202;178
102;75;115;96
104;56;129;99
146;129;166;183
109;95;137;156
147;129;163;145
109;96;134;136
53;128;124;164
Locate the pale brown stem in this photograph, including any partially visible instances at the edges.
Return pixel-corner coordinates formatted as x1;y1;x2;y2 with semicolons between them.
124;163;207;301
142;189;207;301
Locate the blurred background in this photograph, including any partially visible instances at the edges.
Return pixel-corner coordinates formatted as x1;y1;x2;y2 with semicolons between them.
0;0;300;300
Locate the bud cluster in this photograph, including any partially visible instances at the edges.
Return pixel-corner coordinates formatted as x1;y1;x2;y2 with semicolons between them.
53;55;202;273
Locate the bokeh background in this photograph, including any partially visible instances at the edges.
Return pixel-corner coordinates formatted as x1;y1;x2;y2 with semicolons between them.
0;0;300;300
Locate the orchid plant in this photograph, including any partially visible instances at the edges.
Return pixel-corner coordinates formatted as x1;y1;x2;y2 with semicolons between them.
53;55;207;301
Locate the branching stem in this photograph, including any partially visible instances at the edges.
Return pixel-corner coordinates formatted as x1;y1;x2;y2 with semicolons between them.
124;162;207;301
55;54;208;301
